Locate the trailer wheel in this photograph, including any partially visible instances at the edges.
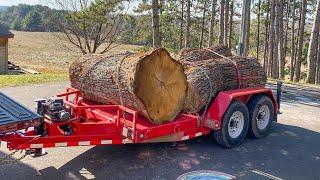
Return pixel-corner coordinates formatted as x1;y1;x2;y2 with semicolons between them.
213;101;249;148
247;95;274;138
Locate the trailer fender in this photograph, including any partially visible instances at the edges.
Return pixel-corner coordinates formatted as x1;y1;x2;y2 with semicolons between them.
204;87;277;130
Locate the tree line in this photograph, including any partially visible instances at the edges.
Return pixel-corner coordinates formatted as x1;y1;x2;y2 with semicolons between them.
1;1;320;84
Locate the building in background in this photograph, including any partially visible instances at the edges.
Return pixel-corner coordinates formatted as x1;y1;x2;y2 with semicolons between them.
0;28;14;74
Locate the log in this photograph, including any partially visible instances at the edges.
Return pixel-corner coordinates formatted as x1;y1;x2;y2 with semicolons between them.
182;56;267;113
179;45;232;62
69;48;188;124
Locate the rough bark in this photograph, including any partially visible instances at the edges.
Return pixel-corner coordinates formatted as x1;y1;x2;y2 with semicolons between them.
184;0;191;48
199;2;207;48
243;0;251;57
317;39;320;84
294;0;307;82
208;0;217;47
179;0;184;50
69;48;187;124
223;0;229;46
228;0;234;49
290;0;296;81
256;0;261;60
179;45;232;62
219;0;225;45
181;57;267;113
306;0;320;83
278;0;285;79
152;0;161;49
263;0;270;71
267;0;276;77
272;0;280;79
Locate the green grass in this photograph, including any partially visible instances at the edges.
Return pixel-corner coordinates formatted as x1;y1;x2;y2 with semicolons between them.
0;73;69;87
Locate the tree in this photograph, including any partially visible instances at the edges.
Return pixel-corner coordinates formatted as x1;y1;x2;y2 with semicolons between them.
52;0;127;54
317;39;320;84
152;0;161;48
267;0;275;77
199;0;208;48
223;0;229;45
238;0;251;56
179;0;184;50
306;0;320;83
228;0;234;49
294;0;307;82
219;0;225;45
184;0;191;48
290;0;296;81
256;0;261;60
278;0;285;79
22;11;42;31
208;0;217;47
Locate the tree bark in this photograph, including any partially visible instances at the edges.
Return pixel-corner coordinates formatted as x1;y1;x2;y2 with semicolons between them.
272;0;280;79
181;57;267;113
267;0;276;77
290;0;296;81
208;0;217;47
263;0;270;72
316;39;320;84
179;0;184;50
294;0;307;82
179;45;232;62
152;0;161;49
184;0;191;48
219;0;225;45
223;0;229;46
69;48;187;124
278;0;285;79
199;2;207;48
243;0;251;57
228;0;234;49
256;0;261;60
306;0;320;83
284;0;291;63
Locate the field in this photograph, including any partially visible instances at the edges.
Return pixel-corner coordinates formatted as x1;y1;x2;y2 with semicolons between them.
1;31;141;87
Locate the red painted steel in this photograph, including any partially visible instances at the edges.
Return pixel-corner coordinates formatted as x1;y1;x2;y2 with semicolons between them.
0;87;277;151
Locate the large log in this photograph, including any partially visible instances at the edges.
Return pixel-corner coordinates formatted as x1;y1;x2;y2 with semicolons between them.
182;56;267;113
179;45;232;62
69;48;188;124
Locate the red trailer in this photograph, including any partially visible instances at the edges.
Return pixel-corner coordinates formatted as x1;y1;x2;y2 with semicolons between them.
0;85;279;157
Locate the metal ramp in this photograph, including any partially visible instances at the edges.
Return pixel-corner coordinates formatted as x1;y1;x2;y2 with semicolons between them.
0;92;41;134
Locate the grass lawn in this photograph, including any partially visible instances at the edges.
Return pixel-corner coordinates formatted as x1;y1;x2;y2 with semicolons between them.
0;31;141;87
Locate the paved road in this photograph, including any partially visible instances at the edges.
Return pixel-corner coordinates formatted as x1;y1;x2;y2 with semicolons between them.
0;82;319;180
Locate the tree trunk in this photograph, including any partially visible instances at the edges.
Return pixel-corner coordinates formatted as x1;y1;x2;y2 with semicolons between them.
181;57;267;113
199;2;207;48
268;0;276;77
152;0;161;49
316;39;320;84
184;0;191;48
69;49;187;124
256;0;261;60
243;0;251;57
284;0;291;62
290;0;296;81
208;0;217;47
272;0;280;79
219;0;225;45
263;0;270;71
278;0;285;79
179;0;184;50
228;0;234;49
223;0;229;45
306;0;320;84
294;0;307;82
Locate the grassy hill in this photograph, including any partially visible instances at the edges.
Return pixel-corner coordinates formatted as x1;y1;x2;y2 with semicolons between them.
1;31;141;87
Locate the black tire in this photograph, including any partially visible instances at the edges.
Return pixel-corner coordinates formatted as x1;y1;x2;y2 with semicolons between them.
213;101;249;148
247;95;274;138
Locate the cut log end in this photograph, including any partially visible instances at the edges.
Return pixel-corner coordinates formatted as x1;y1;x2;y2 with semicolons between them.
134;48;188;124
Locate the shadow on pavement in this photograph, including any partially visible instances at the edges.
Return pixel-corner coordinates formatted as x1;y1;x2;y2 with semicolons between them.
34;123;320;180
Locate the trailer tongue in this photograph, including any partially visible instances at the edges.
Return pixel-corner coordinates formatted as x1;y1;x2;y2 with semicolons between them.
0;86;278;156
